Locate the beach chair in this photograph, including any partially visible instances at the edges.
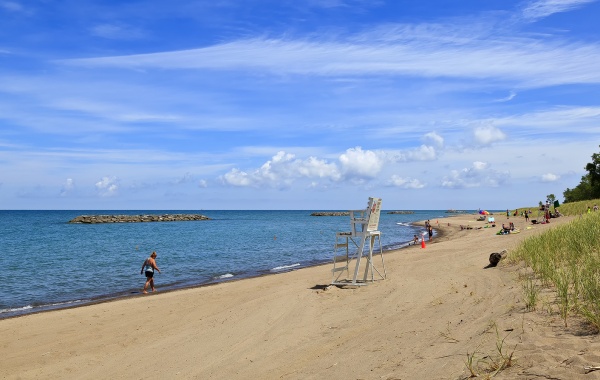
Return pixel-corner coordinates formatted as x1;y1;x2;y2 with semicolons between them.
331;197;386;286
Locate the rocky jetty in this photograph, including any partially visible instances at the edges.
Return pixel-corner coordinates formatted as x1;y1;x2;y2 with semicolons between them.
387;211;414;214
69;214;210;224
310;212;350;216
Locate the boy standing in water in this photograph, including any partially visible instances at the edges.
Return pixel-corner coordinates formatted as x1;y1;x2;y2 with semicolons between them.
140;251;161;293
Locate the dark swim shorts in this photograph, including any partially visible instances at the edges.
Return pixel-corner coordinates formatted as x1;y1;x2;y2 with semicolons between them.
145;271;154;279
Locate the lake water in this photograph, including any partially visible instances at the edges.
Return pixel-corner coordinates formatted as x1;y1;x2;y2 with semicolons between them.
0;209;454;318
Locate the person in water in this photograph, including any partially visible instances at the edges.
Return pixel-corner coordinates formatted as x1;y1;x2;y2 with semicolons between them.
140;251;161;293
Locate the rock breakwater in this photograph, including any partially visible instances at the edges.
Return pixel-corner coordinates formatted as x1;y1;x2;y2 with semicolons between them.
69;214;210;224
310;212;350;216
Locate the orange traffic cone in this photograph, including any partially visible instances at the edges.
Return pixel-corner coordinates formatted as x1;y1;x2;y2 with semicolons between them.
421;238;426;249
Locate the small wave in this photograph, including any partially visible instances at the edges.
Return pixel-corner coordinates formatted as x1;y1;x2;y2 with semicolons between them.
396;222;410;226
270;263;301;272
47;299;85;307
215;273;234;279
0;305;33;314
1;299;87;315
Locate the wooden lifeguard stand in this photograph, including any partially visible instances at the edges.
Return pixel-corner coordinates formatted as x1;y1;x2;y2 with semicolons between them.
331;197;386;286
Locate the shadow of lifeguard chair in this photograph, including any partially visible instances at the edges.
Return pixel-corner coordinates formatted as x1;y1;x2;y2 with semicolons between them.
331;197;386;286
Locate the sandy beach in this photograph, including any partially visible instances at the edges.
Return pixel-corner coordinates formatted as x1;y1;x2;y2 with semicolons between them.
3;213;600;379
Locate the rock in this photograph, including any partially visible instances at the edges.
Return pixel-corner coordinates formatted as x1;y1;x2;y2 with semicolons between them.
68;214;210;224
310;212;350;216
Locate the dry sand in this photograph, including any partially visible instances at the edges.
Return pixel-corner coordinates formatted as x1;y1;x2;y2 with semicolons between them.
2;213;600;379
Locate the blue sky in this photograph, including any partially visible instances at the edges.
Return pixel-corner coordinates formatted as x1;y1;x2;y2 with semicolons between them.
1;0;600;210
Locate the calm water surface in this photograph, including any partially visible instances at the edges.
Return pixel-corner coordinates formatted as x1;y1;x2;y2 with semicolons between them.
1;209;455;318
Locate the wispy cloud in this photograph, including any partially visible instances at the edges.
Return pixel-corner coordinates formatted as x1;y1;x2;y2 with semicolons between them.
541;173;561;182
90;23;145;40
95;176;119;197
388;175;425;189
494;91;517;102
1;1;25;12
60;31;600;89
441;161;510;189
520;0;597;21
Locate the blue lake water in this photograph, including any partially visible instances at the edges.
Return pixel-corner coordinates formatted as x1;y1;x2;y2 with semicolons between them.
0;209;456;318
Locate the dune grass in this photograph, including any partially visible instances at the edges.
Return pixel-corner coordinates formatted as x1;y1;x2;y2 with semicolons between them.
509;201;600;330
517;198;600;218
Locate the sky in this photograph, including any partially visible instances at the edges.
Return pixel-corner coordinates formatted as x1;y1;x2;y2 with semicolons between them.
1;0;600;210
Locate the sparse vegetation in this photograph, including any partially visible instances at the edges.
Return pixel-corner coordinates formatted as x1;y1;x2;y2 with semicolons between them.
462;323;515;378
521;274;539;311
511;207;600;331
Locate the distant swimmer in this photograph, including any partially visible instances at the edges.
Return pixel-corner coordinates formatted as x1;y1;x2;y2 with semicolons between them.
140;251;161;293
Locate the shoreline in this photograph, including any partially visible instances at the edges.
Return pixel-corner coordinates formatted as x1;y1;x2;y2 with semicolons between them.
1;219;440;320
8;213;590;379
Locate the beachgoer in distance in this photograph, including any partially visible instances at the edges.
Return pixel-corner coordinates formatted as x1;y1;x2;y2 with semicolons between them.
140;251;161;293
413;235;419;245
506;209;509;219
428;225;433;241
524;211;529;223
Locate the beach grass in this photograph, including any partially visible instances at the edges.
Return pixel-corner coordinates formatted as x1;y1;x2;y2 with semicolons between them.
509;205;600;330
516;198;600;217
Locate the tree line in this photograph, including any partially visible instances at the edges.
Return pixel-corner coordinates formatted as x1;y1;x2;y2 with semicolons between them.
563;145;600;203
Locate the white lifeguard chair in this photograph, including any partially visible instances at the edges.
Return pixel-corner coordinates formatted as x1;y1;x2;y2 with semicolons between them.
331;197;386;286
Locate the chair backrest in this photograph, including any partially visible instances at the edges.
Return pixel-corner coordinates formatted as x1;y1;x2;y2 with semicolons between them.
349;197;382;237
366;197;382;231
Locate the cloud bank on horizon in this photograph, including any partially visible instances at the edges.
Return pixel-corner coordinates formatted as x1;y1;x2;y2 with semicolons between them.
1;0;599;210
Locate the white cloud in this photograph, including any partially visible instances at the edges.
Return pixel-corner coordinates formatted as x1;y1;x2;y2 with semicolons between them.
95;176;119;197
493;106;600;131
220;145;441;189
221;151;341;188
198;179;208;188
494;91;517;102
222;169;252;187
339;147;382;178
473;126;507;146
520;0;596;21
441;161;510;188
406;145;437;161
175;172;194;184
388;175;425;189
473;161;489;170
423;132;444;148
60;178;74;196
541;173;560;182
61;29;600;89
382;145;438;163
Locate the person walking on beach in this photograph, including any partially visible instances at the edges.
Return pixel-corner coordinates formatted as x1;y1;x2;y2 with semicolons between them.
140;251;161;293
428;225;433;241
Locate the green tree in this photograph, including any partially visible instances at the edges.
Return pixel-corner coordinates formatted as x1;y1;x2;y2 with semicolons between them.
563;145;600;203
585;147;600;199
546;194;556;204
564;174;593;203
